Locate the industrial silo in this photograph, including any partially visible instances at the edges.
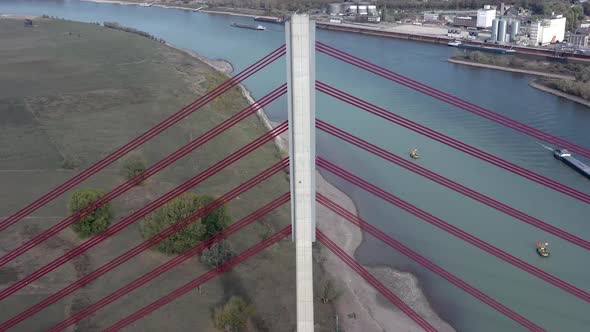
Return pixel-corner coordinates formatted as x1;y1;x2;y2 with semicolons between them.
510;20;520;41
328;3;342;15
498;19;507;42
491;18;499;41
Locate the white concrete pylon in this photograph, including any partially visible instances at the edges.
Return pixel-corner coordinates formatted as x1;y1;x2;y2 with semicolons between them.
286;14;316;332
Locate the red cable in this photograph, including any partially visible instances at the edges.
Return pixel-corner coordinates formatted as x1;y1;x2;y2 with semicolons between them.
0;45;286;233
0;85;287;268
317;194;545;332
316;157;590;303
316;230;437;332
0;123;288;302
317;82;590;205
25;193;289;332
316;119;590;252
316;42;590;160
101;226;292;332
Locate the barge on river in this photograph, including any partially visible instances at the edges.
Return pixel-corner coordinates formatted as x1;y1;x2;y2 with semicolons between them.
553;148;590;180
230;22;266;30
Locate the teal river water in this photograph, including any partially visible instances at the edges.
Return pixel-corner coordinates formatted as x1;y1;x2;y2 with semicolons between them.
2;1;590;330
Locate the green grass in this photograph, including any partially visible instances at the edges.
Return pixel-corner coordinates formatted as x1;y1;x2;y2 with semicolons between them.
0;18;336;331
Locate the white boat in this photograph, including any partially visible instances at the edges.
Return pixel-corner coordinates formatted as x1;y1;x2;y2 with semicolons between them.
448;40;462;47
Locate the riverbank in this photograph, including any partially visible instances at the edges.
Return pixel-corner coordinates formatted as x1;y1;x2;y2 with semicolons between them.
0;17;329;331
3;11;450;330
162;13;452;332
81;0;270;18
529;80;590;108
448;58;576;80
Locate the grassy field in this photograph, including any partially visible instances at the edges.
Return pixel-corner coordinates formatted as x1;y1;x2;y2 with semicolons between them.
0;18;335;331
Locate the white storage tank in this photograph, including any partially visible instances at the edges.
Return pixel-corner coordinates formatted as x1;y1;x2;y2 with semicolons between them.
510;20;520;40
491;18;499;41
498;19;508;42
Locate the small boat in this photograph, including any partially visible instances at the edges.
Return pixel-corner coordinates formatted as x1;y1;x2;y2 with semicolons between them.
536;242;550;257
409;148;420;159
448;40;462;47
231;22;266;31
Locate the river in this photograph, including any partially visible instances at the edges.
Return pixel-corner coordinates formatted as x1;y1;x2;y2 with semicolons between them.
1;1;590;331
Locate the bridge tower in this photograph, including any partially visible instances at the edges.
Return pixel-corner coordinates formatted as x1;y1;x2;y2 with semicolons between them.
286;14;316;332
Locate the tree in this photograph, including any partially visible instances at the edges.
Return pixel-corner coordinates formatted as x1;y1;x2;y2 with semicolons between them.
199;195;232;239
68;188;113;238
120;153;147;183
575;66;590;83
201;240;235;267
140;193;231;254
530;2;545;15
213;296;255;332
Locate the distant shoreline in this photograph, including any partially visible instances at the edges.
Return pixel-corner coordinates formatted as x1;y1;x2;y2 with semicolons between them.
448;58;576;80
80;0;264;18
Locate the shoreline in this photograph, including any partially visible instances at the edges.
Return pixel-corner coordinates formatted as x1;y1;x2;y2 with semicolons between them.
8;12;452;330
448;58;576;80
529;80;590;108
81;0;265;18
162;21;452;332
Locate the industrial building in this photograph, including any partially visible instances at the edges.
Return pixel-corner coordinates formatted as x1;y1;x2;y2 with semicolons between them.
529;16;566;46
476;6;496;28
453;16;477;28
424;12;439;22
328;2;381;22
569;28;590;47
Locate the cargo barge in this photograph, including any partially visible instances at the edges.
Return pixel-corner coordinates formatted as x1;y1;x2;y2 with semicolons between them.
553;148;590;179
448;41;516;54
254;16;284;24
230;22;266;30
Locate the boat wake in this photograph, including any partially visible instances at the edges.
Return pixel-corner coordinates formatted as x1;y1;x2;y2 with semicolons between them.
537;142;554;151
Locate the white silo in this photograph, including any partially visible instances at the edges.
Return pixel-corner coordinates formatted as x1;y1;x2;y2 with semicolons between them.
498;19;508;42
491;18;499;41
510;20;520;41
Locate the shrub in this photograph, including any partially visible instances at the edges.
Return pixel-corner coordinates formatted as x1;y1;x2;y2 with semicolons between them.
213;296;255;332
120;154;147;183
140;193;231;254
68;188;113;238
61;156;79;170
201;240;235;267
318;278;341;304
